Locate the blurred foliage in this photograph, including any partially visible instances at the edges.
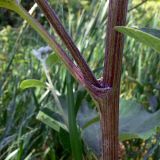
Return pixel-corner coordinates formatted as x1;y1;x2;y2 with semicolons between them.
0;0;160;159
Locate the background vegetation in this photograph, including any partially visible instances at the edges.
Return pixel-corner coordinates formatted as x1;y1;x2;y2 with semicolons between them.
0;0;160;159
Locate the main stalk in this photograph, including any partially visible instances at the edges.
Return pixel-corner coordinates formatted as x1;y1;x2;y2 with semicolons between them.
99;0;128;159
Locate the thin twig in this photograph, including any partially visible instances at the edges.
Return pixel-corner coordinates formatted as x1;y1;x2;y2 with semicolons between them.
35;0;100;87
128;0;148;12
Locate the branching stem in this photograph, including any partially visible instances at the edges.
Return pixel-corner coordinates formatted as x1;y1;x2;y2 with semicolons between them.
35;0;100;87
9;4;86;88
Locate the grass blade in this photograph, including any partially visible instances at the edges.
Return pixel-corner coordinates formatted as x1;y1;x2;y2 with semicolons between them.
67;74;83;160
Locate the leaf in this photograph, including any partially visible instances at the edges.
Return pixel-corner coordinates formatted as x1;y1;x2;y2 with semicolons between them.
140;28;160;39
77;101;101;156
82;116;99;130
20;79;45;89
149;95;158;112
5;149;19;160
119;99;160;141
115;26;160;53
59;128;71;152
46;53;60;67
0;135;16;151
0;0;19;11
36;109;68;132
67;74;83;160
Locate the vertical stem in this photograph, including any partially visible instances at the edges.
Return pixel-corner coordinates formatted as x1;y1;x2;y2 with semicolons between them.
99;92;120;160
103;0;128;87
100;0;128;159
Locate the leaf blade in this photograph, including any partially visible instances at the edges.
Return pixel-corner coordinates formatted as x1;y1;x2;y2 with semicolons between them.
20;79;45;89
115;26;160;53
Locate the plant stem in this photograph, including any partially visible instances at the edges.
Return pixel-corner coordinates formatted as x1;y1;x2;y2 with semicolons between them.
1;3;103;97
99;92;120;160
100;0;128;159
103;0;128;87
6;4;86;88
35;0;100;88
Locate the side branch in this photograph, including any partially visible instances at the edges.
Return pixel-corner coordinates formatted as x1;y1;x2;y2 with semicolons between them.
103;0;128;88
35;0;100;87
13;4;86;88
128;0;147;12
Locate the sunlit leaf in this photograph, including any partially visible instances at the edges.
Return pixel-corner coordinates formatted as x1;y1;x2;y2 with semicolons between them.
36;110;68;132
20;79;45;89
0;0;19;11
115;26;160;53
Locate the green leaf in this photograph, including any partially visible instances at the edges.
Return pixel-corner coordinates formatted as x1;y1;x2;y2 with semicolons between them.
0;0;19;11
36;110;68;132
115;26;160;53
46;53;60;67
82;116;99;130
59;128;71;152
77;101;101;156
140;28;160;39
20;79;45;89
5;149;19;160
119;99;160;141
67;74;83;160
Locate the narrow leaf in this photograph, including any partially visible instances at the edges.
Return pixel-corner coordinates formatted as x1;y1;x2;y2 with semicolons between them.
36;111;68;132
140;28;160;39
0;0;19;11
82;116;99;130
115;26;160;53
67;74;83;160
